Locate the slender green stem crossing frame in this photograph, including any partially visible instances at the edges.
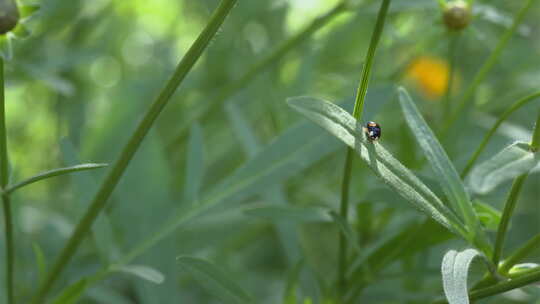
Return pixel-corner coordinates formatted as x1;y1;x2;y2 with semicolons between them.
0;57;14;304
337;0;391;298
461;91;540;178
29;0;238;302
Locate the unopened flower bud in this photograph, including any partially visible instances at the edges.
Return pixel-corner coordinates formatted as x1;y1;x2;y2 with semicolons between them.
443;0;471;31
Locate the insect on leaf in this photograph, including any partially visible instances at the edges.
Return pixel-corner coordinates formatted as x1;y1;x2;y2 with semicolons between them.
287;95;466;237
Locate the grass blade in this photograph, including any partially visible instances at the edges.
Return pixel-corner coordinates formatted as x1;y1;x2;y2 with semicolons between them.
177;256;252;304
441;249;481;304
468;142;539;194
4;163;108;195
287;96;466;237
398;87;477;233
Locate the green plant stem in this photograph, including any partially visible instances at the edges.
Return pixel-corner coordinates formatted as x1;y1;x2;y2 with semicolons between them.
29;1;238;302
337;0;391;298
499;232;540;275
434;268;540;304
0;56;14;304
531;110;540;151
492;111;540;266
461;91;540;178
167;1;349;150
442;32;459;117
492;173;528;266
441;0;534;134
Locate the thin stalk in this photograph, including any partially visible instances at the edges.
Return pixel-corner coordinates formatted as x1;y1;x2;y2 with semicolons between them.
433;268;540;304
0;57;13;304
492;112;540;266
29;0;238;302
499;232;540;275
461;91;540;178
492;173;528;266
441;0;534;134
167;1;349;150
442;32;459;117
337;0;391;298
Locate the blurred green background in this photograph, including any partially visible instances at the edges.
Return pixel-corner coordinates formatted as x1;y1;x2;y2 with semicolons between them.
1;0;539;303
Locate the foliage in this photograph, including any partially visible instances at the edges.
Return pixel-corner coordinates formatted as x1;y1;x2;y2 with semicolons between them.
0;0;539;303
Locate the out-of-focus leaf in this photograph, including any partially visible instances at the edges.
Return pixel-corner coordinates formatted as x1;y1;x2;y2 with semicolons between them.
32;243;46;282
177;256;252;304
244;205;331;223
184;124;204;205
509;263;540;276
287;95;465;237
441;248;482;304
329;211;362;255
19;4;40;19
51;279;87;304
61;140;119;262
473;200;501;231
283;260;304;304
398;88;476;230
4;163;108;195
12;23;30;38
468;142;538;194
116;265;165;284
0;35;12;60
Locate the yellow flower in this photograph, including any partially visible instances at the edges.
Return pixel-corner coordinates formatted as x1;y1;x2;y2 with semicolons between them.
405;56;450;100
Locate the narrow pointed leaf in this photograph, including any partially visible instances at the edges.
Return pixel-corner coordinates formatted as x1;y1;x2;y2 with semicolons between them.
468;142;538;194
5;163;108;194
32;243;47;282
244;205;331;223
330;211;362;255
19;4;40;19
116;265;165;284
184;124;204;205
177;256;252;304
398;87;475;228
287;96;465;237
51;279;88;304
441;248;481;304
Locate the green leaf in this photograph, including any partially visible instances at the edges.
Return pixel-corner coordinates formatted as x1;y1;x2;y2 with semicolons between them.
225;103;261;156
116;265;165;284
329;211;362;255
287;96;465;237
51;279;88;304
468;142;539;194
473;200;501;231
283;260;304;304
398;87;476;230
11;23;30;38
19;4;40;19
0;35;12;60
441;248;481;304
184;124;204;205
177;256;252;304
32;243;46;283
4;163;108;195
244;205;331;223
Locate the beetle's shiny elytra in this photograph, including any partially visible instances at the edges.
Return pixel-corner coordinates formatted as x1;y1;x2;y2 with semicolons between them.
364;121;381;141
